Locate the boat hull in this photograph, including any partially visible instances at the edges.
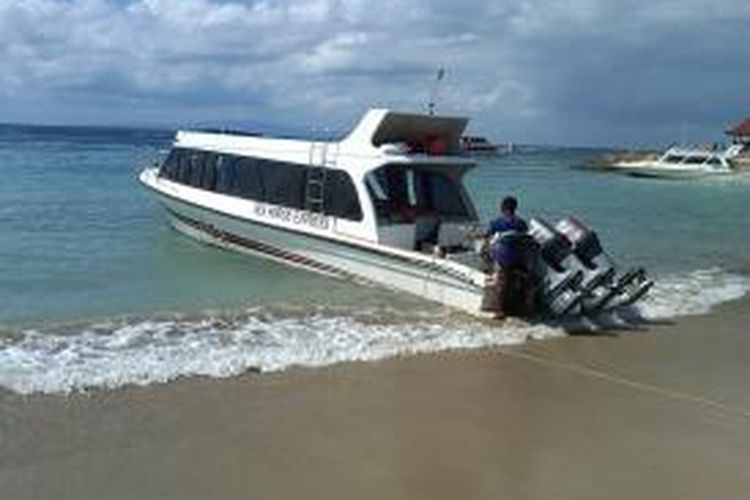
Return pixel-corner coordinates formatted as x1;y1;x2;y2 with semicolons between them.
611;162;732;179
142;174;493;317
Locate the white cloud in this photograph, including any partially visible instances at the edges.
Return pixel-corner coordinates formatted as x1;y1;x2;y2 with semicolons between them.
298;32;370;74
0;0;748;145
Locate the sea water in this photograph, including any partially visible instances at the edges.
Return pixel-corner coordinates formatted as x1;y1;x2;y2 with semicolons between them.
1;124;748;394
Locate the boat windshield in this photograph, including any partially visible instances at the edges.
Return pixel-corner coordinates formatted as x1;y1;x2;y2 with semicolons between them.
365;164;476;225
684;156;707;165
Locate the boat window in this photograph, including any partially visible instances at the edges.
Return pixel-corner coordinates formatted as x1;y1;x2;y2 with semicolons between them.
215;154;236;194
406;169;417;206
260;161;305;209
365;172;387;201
425;172;470;217
177;148;193;185
324;170;363;221
234;157;265;200
201;153;217;191
384;165;410;208
365;169;392;221
664;155;682;163
707;157;721;166
365;164;473;223
189;150;207;187
159;149;181;180
160;150;359;221
684;156;706;165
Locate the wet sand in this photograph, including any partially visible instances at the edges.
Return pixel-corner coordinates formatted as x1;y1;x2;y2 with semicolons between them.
2;299;750;500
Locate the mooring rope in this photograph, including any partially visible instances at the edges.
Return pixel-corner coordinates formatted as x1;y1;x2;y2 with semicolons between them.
501;349;750;420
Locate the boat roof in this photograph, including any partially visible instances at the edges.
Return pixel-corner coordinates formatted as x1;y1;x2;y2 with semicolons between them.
341;108;467;154
173;108;474;173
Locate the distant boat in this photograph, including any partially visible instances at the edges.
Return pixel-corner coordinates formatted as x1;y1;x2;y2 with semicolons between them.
605;116;750;179
460;135;512;155
610;144;744;179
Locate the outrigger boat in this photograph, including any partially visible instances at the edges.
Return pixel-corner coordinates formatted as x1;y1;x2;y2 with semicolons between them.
139;108;652;318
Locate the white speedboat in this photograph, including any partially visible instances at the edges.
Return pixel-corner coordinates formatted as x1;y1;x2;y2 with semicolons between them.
140;109;650;318
612;144;743;179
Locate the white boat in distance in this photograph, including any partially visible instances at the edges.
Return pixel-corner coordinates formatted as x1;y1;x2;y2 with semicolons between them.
612;143;744;179
140;109;651;318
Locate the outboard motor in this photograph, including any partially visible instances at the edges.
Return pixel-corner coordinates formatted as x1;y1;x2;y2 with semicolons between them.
527;218;584;316
555;216;653;311
527;218;570;272
554;217;616;309
555;217;604;266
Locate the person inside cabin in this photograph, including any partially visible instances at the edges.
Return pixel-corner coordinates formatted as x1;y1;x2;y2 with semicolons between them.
485;195;536;317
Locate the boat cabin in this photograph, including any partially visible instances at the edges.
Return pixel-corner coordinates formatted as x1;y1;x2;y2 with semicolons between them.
364;161;477;251
154;109;480;255
662;153;723;166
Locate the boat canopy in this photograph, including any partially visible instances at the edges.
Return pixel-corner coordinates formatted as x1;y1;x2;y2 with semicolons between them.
342;109;468;155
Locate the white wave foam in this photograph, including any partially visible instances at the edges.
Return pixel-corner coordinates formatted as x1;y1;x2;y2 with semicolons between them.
637;268;750;319
0;309;563;395
2;269;746;395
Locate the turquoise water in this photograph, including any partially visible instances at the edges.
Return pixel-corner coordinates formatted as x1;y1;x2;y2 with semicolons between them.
469;149;750;273
0;125;404;326
1;124;748;394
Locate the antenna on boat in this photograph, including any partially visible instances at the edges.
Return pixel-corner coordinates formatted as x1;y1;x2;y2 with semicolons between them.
427;67;445;116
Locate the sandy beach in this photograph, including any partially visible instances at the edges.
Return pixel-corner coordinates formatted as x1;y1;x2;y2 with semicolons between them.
2;298;750;500
2;2;750;499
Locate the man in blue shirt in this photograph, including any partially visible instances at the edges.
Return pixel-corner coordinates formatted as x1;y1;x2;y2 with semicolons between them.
487;196;528;269
485;196;536;317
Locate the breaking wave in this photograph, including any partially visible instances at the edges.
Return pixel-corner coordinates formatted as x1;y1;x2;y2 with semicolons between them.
0;268;747;395
637;268;750;320
0;308;562;395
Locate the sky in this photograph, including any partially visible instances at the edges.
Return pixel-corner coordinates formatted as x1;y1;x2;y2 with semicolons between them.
0;0;748;147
